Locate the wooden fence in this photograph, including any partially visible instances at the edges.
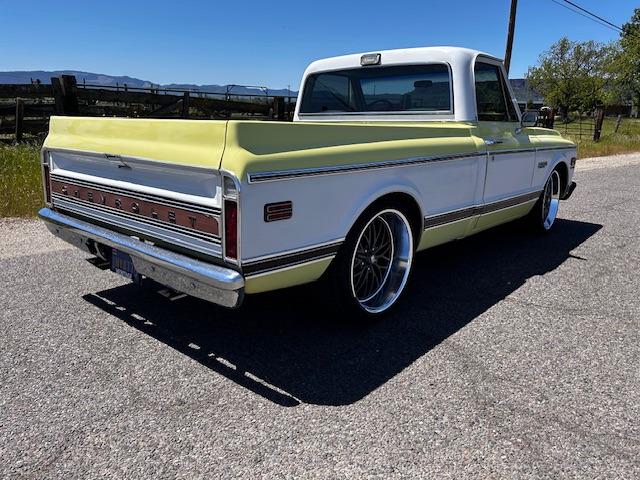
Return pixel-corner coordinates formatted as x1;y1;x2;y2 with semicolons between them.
0;75;296;142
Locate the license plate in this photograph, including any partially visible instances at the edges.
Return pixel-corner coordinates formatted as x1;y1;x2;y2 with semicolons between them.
110;249;140;283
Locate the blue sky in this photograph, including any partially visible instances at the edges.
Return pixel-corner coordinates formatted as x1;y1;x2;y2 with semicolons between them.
0;0;636;89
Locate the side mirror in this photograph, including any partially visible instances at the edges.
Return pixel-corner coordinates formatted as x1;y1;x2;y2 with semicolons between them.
521;110;538;128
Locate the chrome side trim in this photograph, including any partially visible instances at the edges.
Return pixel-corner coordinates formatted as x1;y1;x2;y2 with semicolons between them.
247;152;482;183
423;206;478;229
243;238;345;264
245;255;336;279
423;191;541;229
482;191;540;214
39;208;244;308
243;240;343;276
247;146;576;183
535;145;576;152
490;148;537;155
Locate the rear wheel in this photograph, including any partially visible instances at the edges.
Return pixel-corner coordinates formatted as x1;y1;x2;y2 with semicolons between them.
328;205;414;318
527;169;561;232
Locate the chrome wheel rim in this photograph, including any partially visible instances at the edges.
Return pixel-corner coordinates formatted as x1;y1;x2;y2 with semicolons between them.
350;209;413;314
542;170;561;230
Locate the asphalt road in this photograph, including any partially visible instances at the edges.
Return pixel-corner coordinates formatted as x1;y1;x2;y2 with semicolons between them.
1;154;639;479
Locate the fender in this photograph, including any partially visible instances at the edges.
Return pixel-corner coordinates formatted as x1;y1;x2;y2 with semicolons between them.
339;177;424;240
535;149;574;192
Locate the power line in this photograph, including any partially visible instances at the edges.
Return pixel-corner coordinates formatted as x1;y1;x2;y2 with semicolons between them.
549;0;623;33
561;0;623;32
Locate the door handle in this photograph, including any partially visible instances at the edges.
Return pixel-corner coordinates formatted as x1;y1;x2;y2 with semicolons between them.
485;138;504;146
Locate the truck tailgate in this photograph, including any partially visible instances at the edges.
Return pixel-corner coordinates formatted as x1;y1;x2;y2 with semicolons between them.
43;116;228;258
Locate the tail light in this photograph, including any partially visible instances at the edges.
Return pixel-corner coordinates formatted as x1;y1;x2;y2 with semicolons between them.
224;199;238;260
42;152;51;205
222;175;239;262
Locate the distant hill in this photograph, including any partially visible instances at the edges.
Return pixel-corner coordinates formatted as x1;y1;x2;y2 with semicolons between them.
0;70;540;103
0;70;295;97
0;70;154;88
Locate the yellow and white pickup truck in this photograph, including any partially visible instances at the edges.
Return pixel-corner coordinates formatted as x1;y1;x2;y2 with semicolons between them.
39;46;576;317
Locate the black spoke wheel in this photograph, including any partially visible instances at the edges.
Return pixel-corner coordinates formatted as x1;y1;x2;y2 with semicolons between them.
348;208;414;314
351;215;394;301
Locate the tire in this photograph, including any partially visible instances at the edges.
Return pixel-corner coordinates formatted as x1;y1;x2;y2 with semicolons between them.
326;203;415;319
527;169;562;232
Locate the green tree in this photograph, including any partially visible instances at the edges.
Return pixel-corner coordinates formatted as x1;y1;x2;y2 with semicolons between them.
526;38;616;118
612;8;640;116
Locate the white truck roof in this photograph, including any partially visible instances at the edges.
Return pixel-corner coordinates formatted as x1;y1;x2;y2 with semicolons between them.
295;46;515;123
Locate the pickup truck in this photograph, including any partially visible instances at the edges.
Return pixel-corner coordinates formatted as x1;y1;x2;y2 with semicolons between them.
39;46;577;318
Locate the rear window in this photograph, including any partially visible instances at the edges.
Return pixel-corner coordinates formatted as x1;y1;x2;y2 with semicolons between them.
299;64;452;114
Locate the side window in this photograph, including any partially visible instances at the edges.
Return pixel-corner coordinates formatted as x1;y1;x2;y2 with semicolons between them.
501;70;519;121
474;62;517;122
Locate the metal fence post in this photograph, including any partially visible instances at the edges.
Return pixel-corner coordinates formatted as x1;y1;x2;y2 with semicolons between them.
614;114;622;134
51;75;79;115
593;108;605;142
51;77;65;115
273;96;285;120
61;75;79;115
181;92;190;119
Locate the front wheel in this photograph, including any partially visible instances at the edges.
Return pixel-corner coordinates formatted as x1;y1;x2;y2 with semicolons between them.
328;206;415;318
527;169;561;232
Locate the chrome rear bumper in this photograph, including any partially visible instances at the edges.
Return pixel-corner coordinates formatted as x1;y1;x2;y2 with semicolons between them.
38;208;244;308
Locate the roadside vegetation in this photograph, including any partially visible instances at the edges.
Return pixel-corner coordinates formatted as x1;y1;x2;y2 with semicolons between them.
568;117;640;158
525;8;640;159
0;143;43;217
527;9;640;128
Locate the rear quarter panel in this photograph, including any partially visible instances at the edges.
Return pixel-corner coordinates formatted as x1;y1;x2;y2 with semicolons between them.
222;121;484;275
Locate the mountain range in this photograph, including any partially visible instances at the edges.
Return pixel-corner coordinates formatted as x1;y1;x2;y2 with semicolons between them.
0;70;296;97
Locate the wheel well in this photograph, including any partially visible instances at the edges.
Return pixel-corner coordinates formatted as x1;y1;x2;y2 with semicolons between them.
359;192;423;244
555;161;569;193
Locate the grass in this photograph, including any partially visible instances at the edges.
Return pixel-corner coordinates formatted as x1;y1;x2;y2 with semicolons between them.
565;117;640;159
0;143;43;217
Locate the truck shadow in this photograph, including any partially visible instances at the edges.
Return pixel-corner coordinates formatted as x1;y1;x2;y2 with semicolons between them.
83;218;602;407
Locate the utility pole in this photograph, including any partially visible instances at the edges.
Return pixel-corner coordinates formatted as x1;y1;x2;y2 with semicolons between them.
504;0;518;75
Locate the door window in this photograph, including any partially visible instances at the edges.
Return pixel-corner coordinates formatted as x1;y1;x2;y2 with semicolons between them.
474;62;518;122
